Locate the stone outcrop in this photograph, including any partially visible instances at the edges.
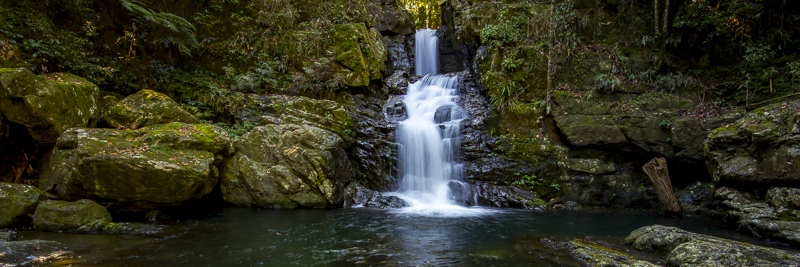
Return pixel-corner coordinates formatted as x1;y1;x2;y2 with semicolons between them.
39;122;233;212
220;124;353;208
0;68;99;143
473;181;545;209
367;0;415;35
33;199;113;232
713;186;800;245
103;89;199;129
705;100;800;186
0;182;46;228
331;23;388;87
626;225;800;266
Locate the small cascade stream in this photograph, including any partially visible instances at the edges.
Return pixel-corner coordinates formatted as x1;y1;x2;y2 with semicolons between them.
386;29;488;216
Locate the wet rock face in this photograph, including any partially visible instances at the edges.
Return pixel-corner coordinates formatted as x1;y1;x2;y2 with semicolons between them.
705;100;800;186
473;181;544;209
383;95;408;122
626;225;800;266
437;2;467;74
220;124;353;208
39;123;232;212
346;93;398;191
103;89;199;129
367;0;415;35
0;68;100;143
343;183;407;209
383;34;414;75
33;199;113;233
0;182;46;228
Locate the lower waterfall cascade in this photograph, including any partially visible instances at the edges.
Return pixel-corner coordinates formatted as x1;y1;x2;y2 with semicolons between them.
385;29;489;216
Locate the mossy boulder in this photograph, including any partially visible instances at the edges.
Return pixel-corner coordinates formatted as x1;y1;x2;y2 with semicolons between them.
104;89;199;129
231;94;355;146
705;100;800;185
38;122;232;212
0;182;46;228
220;124;353;208
77;220;165;236
626;225;800;266
33;199;112;232
0;68;99;143
331;23;388;87
568;239;658;267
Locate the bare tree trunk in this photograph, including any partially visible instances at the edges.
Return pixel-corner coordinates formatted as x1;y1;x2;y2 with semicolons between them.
663;0;670;34
654;0;660;35
642;157;681;215
546;2;555;115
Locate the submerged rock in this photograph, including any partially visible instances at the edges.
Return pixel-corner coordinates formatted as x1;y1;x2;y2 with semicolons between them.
33;199;112;232
0;182;46;228
221;124;353;208
103;89;199;129
0;240;83;266
77;220;165;236
343;183;407;209
0;230;13;242
0;68;99;143
626;225;800;266
39;123;232;212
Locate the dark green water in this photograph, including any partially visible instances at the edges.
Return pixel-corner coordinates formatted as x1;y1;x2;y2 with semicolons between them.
16;207;773;266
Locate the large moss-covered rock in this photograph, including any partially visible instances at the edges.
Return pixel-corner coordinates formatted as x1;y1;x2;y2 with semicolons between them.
226;94;356;146
705;100;800;185
568;239;659;267
0;182;46;228
104;89;199;129
626;225;800;266
331;23;388;87
221;124;353;208
39;122;232;212
0;68;99;143
33;199;112;232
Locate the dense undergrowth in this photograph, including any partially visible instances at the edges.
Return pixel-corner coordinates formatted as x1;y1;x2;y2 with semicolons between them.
449;0;800;109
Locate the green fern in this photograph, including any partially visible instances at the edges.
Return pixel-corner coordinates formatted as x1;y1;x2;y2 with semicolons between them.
119;0;197;55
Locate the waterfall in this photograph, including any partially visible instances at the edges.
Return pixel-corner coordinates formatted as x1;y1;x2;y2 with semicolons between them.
415;29;439;76
386;29;489;216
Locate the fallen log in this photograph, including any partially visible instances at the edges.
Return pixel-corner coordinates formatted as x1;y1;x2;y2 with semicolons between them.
643;157;681;216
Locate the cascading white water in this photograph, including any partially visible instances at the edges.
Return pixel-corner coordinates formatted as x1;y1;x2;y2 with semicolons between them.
415;29;439;76
396;74;463;206
387;29;490;216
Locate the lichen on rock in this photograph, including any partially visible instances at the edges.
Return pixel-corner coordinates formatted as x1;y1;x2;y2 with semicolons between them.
0;68;99;143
